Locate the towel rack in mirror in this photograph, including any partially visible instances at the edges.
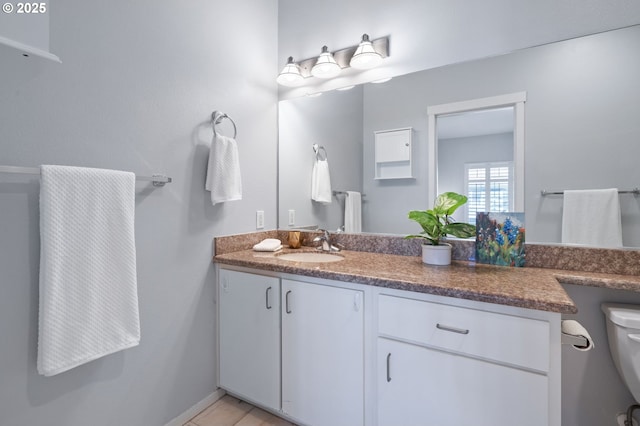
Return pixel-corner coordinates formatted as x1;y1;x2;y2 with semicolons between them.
212;111;237;139
333;190;366;197
313;144;328;161
541;188;640;195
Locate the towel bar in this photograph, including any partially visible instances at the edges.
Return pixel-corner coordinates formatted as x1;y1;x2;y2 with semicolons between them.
332;190;366;197
541;188;640;195
312;144;328;161
0;165;172;187
212;111;237;139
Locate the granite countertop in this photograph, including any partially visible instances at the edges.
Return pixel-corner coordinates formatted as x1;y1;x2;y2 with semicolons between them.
213;248;593;314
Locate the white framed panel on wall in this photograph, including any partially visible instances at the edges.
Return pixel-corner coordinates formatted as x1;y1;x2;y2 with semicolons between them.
374;127;413;180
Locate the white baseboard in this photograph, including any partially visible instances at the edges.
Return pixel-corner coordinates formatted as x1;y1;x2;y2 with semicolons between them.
164;388;226;426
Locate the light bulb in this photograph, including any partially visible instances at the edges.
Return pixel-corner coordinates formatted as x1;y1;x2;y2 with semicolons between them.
350;34;383;70
311;46;341;79
277;56;304;86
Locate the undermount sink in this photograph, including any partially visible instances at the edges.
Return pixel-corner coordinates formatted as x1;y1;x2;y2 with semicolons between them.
276;251;344;263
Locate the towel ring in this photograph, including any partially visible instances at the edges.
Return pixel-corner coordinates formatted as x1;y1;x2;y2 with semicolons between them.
212;111;237;139
313;143;328;161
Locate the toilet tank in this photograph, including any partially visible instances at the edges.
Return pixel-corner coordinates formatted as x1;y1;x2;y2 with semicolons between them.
602;303;640;403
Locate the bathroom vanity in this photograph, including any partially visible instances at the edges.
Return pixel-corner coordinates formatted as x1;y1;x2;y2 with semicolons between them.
214;246;576;426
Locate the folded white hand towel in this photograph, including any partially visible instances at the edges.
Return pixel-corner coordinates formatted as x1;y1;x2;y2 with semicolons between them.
253;238;284;252
561;188;622;247
561;319;594;351
206;133;242;205
311;159;332;204
344;191;362;233
38;165;140;376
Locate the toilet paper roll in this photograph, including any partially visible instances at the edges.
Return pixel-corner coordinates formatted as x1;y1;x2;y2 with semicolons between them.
562;319;594;351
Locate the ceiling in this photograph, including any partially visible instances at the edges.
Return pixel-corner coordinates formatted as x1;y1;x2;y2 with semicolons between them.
437;107;514;140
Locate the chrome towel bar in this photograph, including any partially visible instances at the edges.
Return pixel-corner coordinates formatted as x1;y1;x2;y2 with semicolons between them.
0;165;172;187
541;188;639;195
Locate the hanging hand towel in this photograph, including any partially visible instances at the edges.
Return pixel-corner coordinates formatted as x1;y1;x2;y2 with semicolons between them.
561;188;622;248
205;133;242;205
38;165;140;376
311;159;332;204
344;191;362;233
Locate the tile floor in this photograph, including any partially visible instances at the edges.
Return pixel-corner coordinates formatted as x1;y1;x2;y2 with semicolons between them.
184;395;296;426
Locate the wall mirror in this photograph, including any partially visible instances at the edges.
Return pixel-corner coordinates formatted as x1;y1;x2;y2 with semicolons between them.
278;24;640;248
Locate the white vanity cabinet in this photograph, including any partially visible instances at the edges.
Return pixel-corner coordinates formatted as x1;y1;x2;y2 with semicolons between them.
281;279;364;426
218;269;281;411
377;293;560;426
217;266;561;426
217;268;365;426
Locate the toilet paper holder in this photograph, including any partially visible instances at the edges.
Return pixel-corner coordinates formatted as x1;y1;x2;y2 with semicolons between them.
561;333;589;347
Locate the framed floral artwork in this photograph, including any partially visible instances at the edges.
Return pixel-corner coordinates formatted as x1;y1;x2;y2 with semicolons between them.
475;212;525;267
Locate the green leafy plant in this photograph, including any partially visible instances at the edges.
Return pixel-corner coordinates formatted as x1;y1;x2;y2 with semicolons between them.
407;192;476;245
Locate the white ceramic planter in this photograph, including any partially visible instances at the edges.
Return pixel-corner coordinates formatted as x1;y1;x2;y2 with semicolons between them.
422;243;452;266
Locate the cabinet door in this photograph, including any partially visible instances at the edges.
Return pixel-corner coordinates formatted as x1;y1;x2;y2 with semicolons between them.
282;279;364;426
378;338;548;426
218;269;280;411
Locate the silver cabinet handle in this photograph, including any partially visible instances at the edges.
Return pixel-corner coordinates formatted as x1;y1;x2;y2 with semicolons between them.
436;323;470;335
386;353;392;382
285;290;292;314
265;286;272;310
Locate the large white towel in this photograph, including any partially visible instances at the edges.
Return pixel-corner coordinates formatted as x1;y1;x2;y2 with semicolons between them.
38;165;140;376
311;159;332;204
344;191;362;233
205;134;242;205
561;188;622;248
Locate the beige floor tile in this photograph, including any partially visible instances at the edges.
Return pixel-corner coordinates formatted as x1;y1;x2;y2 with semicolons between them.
234;407;296;426
189;395;253;426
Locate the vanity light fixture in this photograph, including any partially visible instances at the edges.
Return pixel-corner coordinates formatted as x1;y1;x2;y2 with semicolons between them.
276;56;304;87
350;34;383;69
311;46;341;79
277;34;389;86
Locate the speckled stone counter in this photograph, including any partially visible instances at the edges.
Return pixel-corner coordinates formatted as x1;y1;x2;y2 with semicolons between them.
214;247;579;314
213;231;640;314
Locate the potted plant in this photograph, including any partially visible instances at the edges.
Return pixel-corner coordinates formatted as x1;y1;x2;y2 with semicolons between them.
407;192;476;265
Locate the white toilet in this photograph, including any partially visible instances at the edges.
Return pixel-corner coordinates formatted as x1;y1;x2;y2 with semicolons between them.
602;303;640;404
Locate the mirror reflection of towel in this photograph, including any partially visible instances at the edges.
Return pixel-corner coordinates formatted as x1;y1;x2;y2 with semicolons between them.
311;159;332;204
345;191;362;233
561;188;622;247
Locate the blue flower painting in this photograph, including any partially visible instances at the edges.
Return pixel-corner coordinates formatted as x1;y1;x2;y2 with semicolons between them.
475;212;525;267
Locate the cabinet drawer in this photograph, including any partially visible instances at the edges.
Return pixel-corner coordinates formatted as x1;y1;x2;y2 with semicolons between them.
378;294;549;372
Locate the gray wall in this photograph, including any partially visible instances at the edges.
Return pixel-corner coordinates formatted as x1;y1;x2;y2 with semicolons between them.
278;86;364;231
0;1;277;425
438;132;514;196
362;25;640;246
437;132;514;223
277;0;640;99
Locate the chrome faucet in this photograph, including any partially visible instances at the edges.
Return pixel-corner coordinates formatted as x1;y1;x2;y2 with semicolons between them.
313;229;341;252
